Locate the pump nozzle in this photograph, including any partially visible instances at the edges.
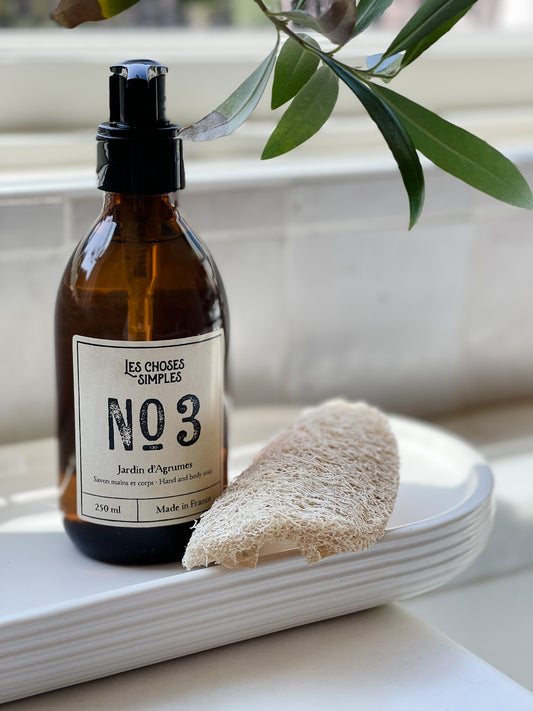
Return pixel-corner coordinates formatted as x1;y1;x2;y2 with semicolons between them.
109;60;168;128
97;59;184;194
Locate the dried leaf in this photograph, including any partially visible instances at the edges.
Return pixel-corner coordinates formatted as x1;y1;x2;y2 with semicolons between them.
51;0;103;27
280;0;357;46
51;0;139;27
317;0;358;45
178;43;279;142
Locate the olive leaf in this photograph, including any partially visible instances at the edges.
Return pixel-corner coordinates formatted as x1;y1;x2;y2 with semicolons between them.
370;83;533;209
262;65;339;159
271;35;320;110
99;0;141;17
362;3;472;80
51;0;139;27
382;0;478;62
318;54;425;228
401;5;474;69
276;0;357;46
178;42;279;141
352;0;394;37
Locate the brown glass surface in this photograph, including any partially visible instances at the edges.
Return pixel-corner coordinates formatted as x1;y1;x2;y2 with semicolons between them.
55;192;228;564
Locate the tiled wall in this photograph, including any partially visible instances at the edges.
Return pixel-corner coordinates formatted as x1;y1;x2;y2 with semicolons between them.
2;151;533;444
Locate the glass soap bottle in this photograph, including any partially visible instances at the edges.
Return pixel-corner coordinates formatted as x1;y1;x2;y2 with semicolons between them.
55;60;228;565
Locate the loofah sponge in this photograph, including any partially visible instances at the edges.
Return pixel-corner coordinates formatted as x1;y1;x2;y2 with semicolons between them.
182;400;400;569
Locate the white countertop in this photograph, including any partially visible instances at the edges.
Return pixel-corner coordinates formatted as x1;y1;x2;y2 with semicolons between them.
1;402;532;708
2;604;531;711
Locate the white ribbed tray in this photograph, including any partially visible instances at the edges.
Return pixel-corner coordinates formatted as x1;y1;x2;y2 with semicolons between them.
0;416;494;703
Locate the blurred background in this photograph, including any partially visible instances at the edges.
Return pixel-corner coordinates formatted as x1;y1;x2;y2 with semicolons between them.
0;0;532;29
0;0;532;445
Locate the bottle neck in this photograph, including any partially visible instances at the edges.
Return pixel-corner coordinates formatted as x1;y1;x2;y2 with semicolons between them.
102;191;182;242
104;191;180;213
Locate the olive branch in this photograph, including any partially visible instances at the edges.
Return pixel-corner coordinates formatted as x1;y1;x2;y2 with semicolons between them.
52;0;533;227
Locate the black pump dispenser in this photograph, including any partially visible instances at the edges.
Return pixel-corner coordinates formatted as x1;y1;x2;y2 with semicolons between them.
96;59;184;195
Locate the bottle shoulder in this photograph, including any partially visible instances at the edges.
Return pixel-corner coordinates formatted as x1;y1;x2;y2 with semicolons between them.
61;211;217;291
55;195;228;343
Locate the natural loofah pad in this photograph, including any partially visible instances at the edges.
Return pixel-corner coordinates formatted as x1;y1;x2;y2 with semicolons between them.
182;400;400;569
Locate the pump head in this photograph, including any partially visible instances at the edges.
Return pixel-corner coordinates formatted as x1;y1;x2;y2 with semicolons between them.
96;59;184;194
109;60;168;128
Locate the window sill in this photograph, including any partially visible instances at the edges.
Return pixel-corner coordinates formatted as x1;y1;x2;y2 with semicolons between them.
1;105;532;195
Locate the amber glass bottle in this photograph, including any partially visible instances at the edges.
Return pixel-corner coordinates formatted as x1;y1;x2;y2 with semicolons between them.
55;60;228;565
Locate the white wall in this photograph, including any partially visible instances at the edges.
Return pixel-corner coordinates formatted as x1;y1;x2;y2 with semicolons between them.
1;150;533;444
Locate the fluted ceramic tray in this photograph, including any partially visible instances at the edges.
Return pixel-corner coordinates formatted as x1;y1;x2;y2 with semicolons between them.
0;416;494;703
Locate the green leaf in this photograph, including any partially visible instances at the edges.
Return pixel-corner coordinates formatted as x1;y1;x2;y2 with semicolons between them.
371;83;533;209
99;0;139;17
352;0;393;37
178;42;279;142
318;54;425;228
277;0;357;46
262;65;339;159
363;4;471;79
401;5;473;68
383;0;478;60
271;36;320;110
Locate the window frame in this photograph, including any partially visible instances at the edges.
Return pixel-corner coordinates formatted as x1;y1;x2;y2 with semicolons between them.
0;26;532;172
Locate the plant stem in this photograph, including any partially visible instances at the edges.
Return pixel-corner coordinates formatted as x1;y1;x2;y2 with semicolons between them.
252;0;321;52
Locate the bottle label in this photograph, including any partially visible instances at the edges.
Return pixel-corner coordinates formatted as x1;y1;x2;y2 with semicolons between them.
72;331;225;528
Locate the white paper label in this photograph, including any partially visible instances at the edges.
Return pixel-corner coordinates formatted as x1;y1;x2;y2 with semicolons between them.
72;331;225;528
